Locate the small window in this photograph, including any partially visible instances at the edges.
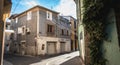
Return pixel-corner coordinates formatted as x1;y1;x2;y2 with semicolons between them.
27;11;32;20
62;29;64;35
48;13;50;18
67;30;69;36
14;33;17;40
18;27;22;34
6;25;8;28
22;26;26;35
42;44;45;50
80;32;83;40
46;11;52;20
16;18;18;23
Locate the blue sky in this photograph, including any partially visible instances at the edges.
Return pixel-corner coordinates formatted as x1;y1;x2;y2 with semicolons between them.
11;0;76;18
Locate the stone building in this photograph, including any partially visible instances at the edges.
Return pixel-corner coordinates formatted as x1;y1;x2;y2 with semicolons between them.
62;16;78;51
10;5;71;56
75;0;120;65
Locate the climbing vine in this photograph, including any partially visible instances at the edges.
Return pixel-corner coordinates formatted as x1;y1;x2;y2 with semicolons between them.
82;0;112;65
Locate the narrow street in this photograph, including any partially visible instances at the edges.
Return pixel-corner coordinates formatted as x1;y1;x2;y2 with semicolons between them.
4;51;82;65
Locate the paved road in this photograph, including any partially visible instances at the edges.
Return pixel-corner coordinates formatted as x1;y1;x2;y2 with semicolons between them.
30;51;79;65
4;51;80;65
60;56;82;65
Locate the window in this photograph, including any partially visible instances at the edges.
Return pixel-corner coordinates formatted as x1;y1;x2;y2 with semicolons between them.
27;11;32;20
14;33;17;40
80;32;83;40
42;44;45;50
16;18;18;23
67;30;69;36
74;21;76;28
62;29;64;35
48;13;50;18
18;27;22;34
22;26;26;35
6;25;8;29
7;25;10;30
18;26;26;35
46;11;52;20
47;24;54;33
26;28;31;34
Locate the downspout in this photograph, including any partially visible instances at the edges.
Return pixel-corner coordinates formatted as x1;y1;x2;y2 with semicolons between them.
36;9;40;55
76;0;81;57
0;1;4;65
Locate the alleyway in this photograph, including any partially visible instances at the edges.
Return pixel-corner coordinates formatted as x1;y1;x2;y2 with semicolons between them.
4;51;82;65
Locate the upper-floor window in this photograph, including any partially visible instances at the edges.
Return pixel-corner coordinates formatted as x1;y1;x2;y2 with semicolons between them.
6;25;10;30
27;11;32;20
80;32;83;40
67;30;69;36
74;21;76;28
47;24;54;33
16;18;18;23
22;26;25;35
18;26;26;35
62;29;64;35
18;27;22;34
46;11;52;20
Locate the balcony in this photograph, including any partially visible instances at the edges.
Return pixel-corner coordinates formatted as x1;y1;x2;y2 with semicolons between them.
47;32;55;37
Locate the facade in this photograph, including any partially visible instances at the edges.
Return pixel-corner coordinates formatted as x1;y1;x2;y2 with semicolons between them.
102;8;120;65
63;16;78;51
0;0;12;64
75;0;120;65
4;22;14;54
74;0;85;63
10;6;71;56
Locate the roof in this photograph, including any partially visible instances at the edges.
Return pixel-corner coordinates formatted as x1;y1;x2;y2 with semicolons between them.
59;16;70;24
61;16;77;22
9;14;18;19
62;16;76;20
11;5;59;19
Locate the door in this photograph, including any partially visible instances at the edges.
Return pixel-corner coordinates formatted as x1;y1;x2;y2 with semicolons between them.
20;41;26;55
60;42;66;53
47;42;56;55
71;40;74;51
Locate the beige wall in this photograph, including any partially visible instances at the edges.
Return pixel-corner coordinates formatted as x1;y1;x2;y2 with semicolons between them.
11;6;71;56
37;36;71;55
38;9;58;37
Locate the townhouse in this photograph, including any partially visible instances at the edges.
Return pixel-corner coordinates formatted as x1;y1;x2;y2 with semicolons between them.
10;5;71;56
62;16;78;51
4;22;14;54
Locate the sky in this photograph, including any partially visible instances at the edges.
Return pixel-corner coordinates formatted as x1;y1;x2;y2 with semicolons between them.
11;0;76;18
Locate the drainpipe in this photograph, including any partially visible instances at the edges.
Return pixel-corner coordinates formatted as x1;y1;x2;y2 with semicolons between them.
75;0;81;56
0;1;4;65
36;9;40;55
0;0;12;64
